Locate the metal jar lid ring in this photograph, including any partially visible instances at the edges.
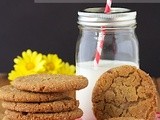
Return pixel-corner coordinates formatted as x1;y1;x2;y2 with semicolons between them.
78;7;137;27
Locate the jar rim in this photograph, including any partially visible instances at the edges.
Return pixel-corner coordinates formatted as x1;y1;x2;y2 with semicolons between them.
78;25;137;30
78;7;137;27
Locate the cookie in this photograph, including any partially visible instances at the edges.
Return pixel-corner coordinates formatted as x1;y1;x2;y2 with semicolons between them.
2;99;79;113
65;90;76;99
92;65;158;120
5;108;83;120
12;74;88;92
108;117;144;120
0;85;68;102
2;116;10;120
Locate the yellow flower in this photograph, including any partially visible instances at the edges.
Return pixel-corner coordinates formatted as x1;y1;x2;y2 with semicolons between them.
8;70;24;81
58;62;75;75
8;49;76;81
43;54;63;74
8;49;45;81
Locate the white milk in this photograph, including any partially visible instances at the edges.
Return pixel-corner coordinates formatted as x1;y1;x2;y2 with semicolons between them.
76;60;139;120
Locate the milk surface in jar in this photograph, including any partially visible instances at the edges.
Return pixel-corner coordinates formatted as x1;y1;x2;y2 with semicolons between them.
76;7;139;120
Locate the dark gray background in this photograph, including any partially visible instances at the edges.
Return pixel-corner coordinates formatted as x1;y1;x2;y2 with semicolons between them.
35;0;160;3
0;1;160;77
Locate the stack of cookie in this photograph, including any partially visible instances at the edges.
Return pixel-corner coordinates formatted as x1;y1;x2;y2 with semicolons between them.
0;74;88;120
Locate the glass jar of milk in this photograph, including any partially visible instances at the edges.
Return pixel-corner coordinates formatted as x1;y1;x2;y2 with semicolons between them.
76;7;139;120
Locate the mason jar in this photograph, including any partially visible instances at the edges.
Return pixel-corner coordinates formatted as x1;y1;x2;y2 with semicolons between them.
75;7;139;120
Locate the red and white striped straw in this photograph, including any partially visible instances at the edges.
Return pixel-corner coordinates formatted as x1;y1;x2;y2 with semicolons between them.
94;0;112;67
94;29;105;67
105;0;112;13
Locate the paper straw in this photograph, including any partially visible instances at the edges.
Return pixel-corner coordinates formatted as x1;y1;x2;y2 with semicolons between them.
94;0;112;67
105;0;112;13
94;28;105;67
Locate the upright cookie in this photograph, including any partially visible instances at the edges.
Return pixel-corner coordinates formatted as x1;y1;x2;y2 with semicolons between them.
108;117;145;120
0;85;67;102
5;108;83;120
92;65;158;120
2;99;79;113
2;116;10;120
12;74;88;92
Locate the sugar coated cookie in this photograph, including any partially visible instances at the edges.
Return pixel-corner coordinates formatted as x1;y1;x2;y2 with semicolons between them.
5;108;83;120
92;65;158;120
2;99;79;113
108;117;145;120
13;74;88;92
0;85;67;102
